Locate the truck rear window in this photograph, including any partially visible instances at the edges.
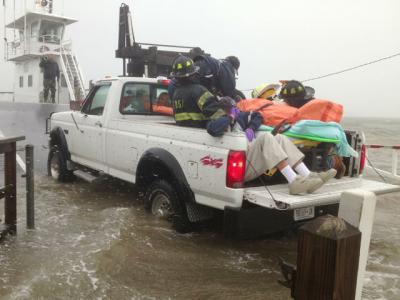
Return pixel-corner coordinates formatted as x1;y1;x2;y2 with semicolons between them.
119;83;172;116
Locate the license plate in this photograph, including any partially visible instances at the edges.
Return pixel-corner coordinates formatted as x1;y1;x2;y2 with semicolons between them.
294;207;315;221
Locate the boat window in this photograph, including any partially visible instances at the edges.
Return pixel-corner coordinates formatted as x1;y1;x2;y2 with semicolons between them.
19;30;24;43
120;83;151;114
31;21;39;40
81;84;111;116
39;21;64;44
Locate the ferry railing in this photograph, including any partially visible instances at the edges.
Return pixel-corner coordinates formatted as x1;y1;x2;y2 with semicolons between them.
60;40;86;102
35;34;63;55
59;44;76;101
5;35;63;60
365;144;400;183
5;39;23;60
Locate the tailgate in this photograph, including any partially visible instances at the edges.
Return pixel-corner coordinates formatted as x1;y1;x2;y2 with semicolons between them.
244;177;400;210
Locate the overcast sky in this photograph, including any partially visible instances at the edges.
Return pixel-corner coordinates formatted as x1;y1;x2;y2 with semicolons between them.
1;0;399;118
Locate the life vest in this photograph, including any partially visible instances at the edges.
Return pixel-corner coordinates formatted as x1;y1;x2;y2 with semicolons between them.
120;96;130;111
152;105;173;116
143;100;151;111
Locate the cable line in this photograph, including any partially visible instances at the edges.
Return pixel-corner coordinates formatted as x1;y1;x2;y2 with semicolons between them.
302;51;400;83
238;51;400;91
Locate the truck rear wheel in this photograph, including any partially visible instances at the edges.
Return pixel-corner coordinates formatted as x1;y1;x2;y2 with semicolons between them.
47;145;73;182
144;180;192;233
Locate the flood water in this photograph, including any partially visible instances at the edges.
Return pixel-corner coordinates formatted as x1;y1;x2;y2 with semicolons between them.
0;113;399;300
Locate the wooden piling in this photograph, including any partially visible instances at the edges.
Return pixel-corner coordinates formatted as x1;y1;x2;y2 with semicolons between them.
26;144;35;229
294;215;361;300
4;142;17;233
0;136;25;239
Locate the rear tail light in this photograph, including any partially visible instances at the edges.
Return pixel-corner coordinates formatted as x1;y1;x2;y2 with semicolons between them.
157;78;170;86
226;151;246;188
359;144;366;174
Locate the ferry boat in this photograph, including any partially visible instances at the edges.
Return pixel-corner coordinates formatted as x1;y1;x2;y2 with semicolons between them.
1;0;85;104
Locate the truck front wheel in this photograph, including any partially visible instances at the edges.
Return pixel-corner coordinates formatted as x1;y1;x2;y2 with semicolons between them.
144;180;192;233
47;145;73;182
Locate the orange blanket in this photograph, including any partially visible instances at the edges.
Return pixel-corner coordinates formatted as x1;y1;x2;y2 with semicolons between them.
237;98;343;126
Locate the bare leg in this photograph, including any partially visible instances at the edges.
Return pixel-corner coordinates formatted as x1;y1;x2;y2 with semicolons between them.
277;160;288;171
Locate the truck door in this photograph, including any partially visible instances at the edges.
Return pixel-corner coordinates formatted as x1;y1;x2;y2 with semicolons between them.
106;82;152;177
70;83;111;171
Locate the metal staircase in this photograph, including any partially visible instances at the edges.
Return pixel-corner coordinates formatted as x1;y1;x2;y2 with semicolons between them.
59;46;86;101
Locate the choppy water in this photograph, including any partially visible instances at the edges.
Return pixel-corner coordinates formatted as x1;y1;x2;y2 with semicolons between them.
342;118;400;300
0;117;399;300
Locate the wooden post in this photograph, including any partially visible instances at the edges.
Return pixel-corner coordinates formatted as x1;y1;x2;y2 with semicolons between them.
294;215;361;300
4;142;17;233
0;136;25;238
26;144;35;229
339;189;377;300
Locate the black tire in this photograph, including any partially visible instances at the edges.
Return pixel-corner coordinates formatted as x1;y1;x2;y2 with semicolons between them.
144;179;192;233
47;145;73;182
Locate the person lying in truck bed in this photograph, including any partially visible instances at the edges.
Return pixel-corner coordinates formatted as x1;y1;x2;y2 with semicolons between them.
170;55;337;195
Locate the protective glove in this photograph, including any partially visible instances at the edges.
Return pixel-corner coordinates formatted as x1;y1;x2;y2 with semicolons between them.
219;96;236;109
229;107;240;120
245;128;255;142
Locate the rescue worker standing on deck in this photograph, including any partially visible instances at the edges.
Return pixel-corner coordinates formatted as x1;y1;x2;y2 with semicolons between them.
39;54;60;103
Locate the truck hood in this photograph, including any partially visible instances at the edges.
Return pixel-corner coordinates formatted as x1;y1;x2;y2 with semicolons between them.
51;111;74;122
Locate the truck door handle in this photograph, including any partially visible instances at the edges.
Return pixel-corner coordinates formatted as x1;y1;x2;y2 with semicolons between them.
95;121;103;127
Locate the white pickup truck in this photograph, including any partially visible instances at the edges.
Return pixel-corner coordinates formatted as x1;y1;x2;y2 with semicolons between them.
47;76;400;238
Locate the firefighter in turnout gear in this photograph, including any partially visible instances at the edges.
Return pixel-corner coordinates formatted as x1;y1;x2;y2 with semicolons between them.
171;55;227;128
168;54;242;101
39;54;60;103
193;54;239;99
279;80;315;108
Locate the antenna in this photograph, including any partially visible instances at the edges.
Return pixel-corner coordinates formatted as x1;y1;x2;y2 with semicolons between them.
48;0;53;13
3;0;6;61
34;0;54;14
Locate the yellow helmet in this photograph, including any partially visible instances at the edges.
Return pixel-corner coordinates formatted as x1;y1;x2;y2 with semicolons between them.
251;83;280;99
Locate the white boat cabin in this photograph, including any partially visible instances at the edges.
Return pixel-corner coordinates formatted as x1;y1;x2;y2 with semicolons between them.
4;0;86;104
